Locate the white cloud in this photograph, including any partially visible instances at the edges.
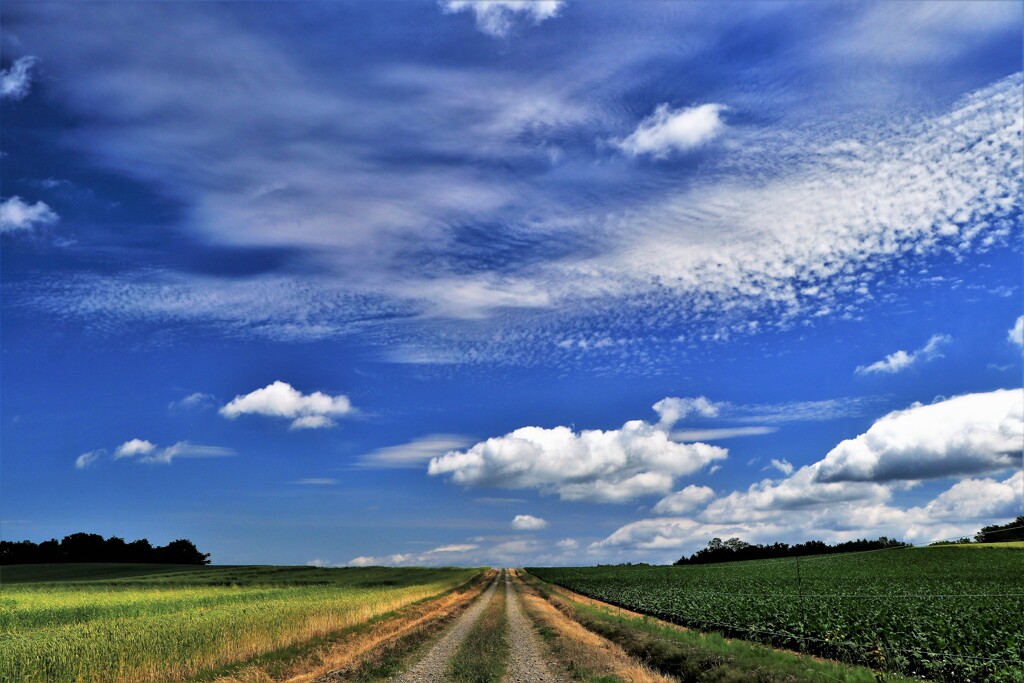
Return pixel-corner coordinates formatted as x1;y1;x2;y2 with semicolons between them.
219;380;354;430
815;389;1022;483
0;56;38;100
652;396;720;427
0;196;59;234
729;397;883;424
768;458;794;476
652;485;716;515
139;441;236;465
595;390;1024;558
113;438;157;459
428;401;727;503
855;334;951;375
168;392;217;412
920;470;1022;520
671;426;777;441
431;543;479;553
442;1;564;37
616;103;727;157
511;514;548;530
596;468;1023;557
293;478;336;485
356;434;472;469
74;450;103;470
288;415;335;430
346;543;479;567
556;538;578;549
1010;315;1024;347
74;440;234;468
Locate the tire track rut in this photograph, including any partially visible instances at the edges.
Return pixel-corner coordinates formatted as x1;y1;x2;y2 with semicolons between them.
503;571;556;682
390;573;499;682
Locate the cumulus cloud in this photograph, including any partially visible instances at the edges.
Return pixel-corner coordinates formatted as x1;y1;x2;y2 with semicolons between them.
0;196;59;234
768;458;794;475
596;390;1024;558
855;334;951;375
920;470;1022;520
652;396;720;427
815;389;1022;483
511;514;548;530
1010;316;1024;347
616;103;727;157
219;381;354;430
74;450;103;470
428;400;727;503
556;538;578;549
596;469;1023;556
113;439;157;459
347;542;479;567
652;485;716;515
0;56;38;100
442;1;564;37
356;434;472;469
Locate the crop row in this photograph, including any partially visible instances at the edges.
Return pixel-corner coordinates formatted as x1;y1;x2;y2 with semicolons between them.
529;547;1024;682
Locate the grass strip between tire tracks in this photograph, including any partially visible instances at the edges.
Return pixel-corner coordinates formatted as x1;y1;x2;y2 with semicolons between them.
446;570;510;682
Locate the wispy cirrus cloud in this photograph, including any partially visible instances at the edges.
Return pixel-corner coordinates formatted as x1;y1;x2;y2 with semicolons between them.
355;434;473;469
5;4;1021;369
75;439;235;468
855;334;951;375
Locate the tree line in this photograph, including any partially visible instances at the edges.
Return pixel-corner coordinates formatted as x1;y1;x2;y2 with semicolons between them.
676;515;1024;565
674;536;909;565
0;533;211;565
944;515;1024;544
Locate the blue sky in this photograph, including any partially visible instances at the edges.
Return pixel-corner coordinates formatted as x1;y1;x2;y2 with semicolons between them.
1;1;1021;567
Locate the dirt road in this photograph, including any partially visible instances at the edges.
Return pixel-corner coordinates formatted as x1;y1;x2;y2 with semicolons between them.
390;573;500;682
503;571;557;682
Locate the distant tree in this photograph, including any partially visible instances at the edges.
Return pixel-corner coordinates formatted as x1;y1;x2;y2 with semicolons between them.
976;516;1024;543
152;539;211;565
0;533;211;565
59;533;107;562
675;536;911;565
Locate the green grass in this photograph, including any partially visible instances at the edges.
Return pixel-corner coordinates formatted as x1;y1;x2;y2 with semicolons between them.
0;563;215;584
934;541;1024;549
0;563;482;682
529;546;1024;682
447;573;509;682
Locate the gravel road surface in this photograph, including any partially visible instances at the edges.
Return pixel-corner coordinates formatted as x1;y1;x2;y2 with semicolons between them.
390;574;499;682
503;571;556;683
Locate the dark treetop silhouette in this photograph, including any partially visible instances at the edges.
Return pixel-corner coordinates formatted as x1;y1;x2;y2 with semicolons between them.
0;533;211;565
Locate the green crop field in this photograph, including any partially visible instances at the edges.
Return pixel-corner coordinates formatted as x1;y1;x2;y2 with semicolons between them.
529;546;1024;683
0;563;481;682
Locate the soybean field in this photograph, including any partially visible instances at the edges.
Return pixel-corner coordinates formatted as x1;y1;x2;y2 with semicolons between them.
0;563;481;682
529;546;1024;682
